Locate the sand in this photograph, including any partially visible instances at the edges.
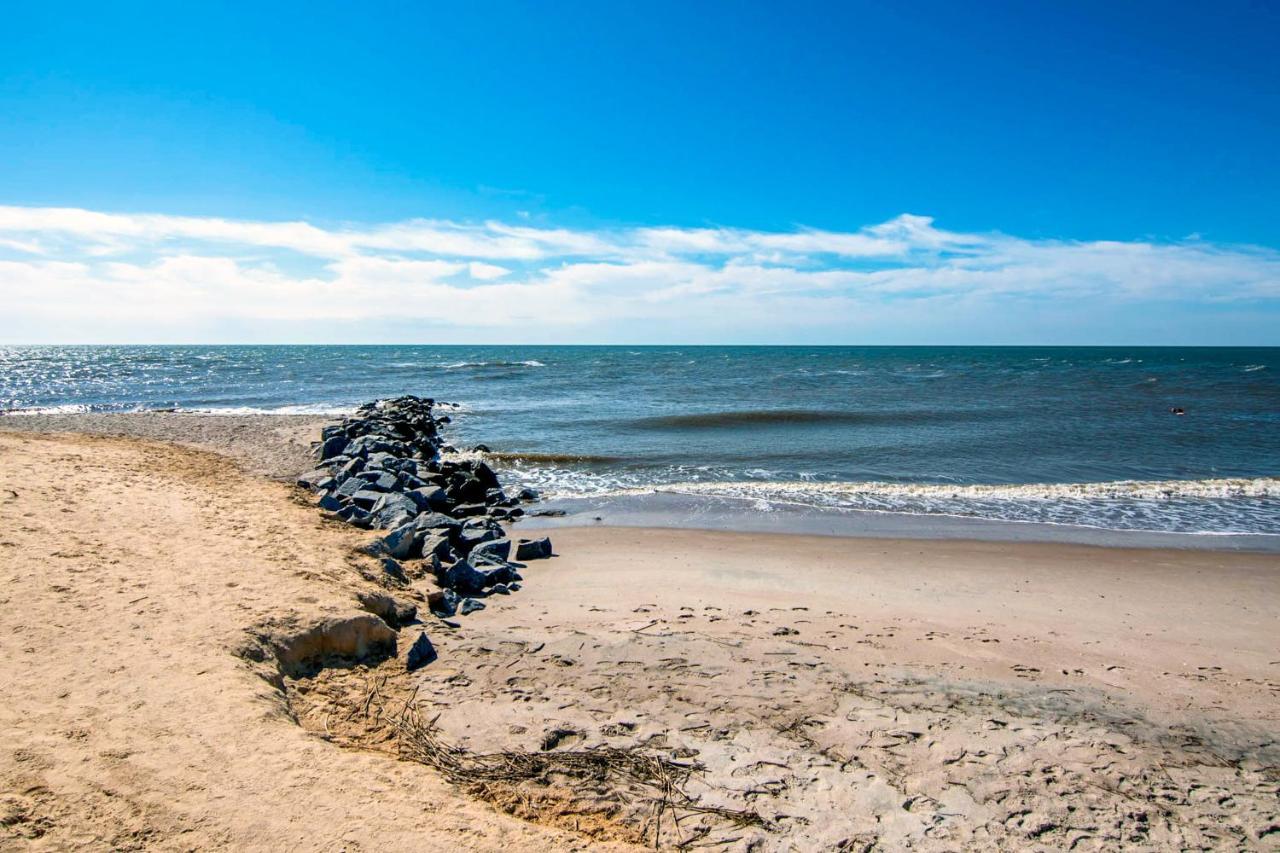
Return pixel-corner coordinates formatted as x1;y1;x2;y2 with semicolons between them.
1;425;1277;850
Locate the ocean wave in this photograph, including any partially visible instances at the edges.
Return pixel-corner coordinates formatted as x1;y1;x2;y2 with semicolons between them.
625;408;1002;429
485;450;625;465
498;466;1280;535
1243;364;1267;372
440;360;546;369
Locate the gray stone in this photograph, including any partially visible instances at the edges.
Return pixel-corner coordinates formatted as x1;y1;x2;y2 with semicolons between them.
515;537;553;560
381;522;422;560
317;493;343;512
317;435;349;460
471;538;512;563
407;487;449;512
458;598;485;615
370;493;419;529
380;556;408;584
406;632;437;671
350;489;387;510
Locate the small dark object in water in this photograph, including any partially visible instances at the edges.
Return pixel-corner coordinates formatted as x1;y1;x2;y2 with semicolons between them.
1170;407;1186;416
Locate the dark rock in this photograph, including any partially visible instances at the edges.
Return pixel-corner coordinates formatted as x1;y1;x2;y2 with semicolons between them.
452;502;488;518
381;522;422;560
428;588;459;617
517;487;541;502
351;489;389;510
530;509;567;517
407;487;450;513
297;468;335;490
515;537;553;560
471;538;512;562
419;534;454;562
458;598;485;615
472;444;491;453
317;493;343;512
406;632;437;671
370;493;419;529
442;557;517;595
337;457;365;480
489;583;511;595
413;512;462;534
317;434;350;460
337;505;372;528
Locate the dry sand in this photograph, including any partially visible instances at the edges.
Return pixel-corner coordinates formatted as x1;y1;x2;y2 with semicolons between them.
1;426;1277;850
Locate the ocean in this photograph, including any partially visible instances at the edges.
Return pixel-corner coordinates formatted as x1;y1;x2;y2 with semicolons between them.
2;345;1277;537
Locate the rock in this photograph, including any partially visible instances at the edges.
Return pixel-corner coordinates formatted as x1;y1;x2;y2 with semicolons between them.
350;489;387;510
359;471;399;491
317;493;343;512
413;512;462;534
297;468;335;490
356;591;418;628
337;456;365;480
428;588;459;617
471;538;512;563
452;502;488;518
335;477;365;499
317;434;349;461
489;583;511;595
472;443;491;453
516;487;541;502
381;522;422;560
380;557;408;584
419;534;454;562
370;493;419;529
406;632;437;671
458;598;485;615
458;523;501;550
407;486;449;512
515;537;553;560
337;505;372;528
442;557;517;595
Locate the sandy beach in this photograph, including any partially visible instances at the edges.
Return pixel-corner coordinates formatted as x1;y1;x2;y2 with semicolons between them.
1;419;1277;850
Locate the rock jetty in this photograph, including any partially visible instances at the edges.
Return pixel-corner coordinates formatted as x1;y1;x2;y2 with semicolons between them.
296;396;552;634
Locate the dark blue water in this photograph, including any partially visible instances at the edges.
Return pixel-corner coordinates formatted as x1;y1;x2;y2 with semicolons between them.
2;345;1277;534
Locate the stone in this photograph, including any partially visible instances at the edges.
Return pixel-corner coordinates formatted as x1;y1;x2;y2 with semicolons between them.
381;522;422;560
297;468;335;489
317;434;349;461
452;502;488;518
428;588;459;617
515;537;553;560
370;493;419;529
380;557;408;584
406;632;437;671
419;534;454;562
317;493;343;512
351;489;387;510
337;456;365;480
458;598;485;615
516;487;541;502
407;487;449;513
471;538;512;563
489;583;511;595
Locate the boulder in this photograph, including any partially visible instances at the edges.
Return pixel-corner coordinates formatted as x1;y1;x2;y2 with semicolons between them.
370;493;419;529
407;487;449;513
442;556;518;595
317;435;349;461
470;538;512;563
380;521;422;560
515;537;553;560
351;489;388;510
458;598;486;615
317;493;343;512
406;632;437;671
419;534;454;562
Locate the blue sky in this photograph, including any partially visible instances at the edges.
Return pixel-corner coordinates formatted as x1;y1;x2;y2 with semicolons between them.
1;1;1278;343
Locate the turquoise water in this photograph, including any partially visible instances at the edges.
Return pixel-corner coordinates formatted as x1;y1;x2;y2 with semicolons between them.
2;345;1277;534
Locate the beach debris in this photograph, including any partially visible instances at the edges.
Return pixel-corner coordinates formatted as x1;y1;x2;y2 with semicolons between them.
406;631;438;671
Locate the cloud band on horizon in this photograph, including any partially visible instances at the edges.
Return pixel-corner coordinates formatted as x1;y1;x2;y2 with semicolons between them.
1;205;1277;344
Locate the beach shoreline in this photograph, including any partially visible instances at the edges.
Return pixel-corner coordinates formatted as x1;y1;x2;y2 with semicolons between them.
1;421;1277;848
3;411;1275;551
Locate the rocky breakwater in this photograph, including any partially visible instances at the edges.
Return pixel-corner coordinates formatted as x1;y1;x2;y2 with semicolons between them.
295;395;552;663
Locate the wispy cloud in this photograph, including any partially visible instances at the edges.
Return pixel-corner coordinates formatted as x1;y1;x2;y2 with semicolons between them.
0;205;1276;343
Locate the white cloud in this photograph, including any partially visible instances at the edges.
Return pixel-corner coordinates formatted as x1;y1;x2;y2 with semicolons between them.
0;204;1276;343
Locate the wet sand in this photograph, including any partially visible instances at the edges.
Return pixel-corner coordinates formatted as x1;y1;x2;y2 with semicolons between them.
1;424;1277;849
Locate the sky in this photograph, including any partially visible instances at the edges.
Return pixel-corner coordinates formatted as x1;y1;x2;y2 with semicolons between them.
0;0;1277;344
